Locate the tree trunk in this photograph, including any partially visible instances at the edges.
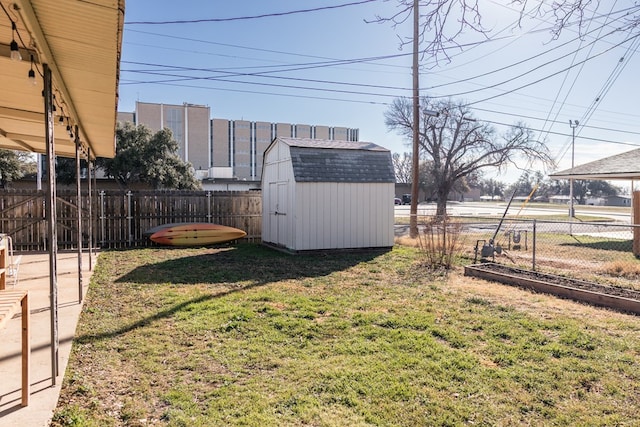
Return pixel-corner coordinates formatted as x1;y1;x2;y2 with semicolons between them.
435;188;449;219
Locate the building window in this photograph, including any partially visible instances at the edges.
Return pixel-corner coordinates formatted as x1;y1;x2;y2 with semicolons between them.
165;107;184;144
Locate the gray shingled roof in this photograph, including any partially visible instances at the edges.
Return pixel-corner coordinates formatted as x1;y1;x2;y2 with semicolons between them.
278;137;395;183
549;148;640;180
279;137;389;152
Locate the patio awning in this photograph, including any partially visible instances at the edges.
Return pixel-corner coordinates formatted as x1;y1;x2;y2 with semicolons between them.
0;0;124;391
549;148;640;181
0;0;124;159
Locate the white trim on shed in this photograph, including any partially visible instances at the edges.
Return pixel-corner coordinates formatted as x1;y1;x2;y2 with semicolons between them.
261;137;395;252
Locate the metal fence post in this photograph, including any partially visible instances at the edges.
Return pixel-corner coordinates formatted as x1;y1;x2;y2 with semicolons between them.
532;219;536;271
207;191;212;223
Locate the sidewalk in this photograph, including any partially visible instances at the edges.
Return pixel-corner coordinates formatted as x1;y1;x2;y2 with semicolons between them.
0;251;97;426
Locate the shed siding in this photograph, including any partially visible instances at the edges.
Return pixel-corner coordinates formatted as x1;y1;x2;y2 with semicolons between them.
294;182;393;250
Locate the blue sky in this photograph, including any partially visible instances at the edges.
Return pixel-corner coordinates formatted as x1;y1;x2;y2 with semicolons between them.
119;1;640;186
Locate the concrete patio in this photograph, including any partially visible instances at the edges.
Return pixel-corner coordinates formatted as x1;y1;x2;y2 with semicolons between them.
0;251;97;426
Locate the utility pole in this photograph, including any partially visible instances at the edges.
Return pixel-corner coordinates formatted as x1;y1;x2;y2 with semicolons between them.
569;120;578;218
410;0;420;238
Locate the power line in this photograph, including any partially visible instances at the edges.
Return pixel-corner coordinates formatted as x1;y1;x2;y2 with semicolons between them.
118;76;640;147
471;106;640;138
125;28;523;74
426;10;631;91
124;6;639;96
436;30;636;100
126;29;378;64
478;118;640;149
119;27;634;103
121;60;412;92
461;32;640;107
121;70;401;99
122;51;410;78
120;50;640;137
118;78;392;106
578;34;640;130
120;38;640;138
125;28;412;75
555;33;640;164
125;0;379;25
541;2;616;163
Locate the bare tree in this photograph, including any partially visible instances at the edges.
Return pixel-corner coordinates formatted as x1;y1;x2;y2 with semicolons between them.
369;1;622;62
368;0;487;63
385;97;554;217
392;152;413;183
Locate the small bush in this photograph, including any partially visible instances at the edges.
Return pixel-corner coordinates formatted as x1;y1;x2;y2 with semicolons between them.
417;216;463;270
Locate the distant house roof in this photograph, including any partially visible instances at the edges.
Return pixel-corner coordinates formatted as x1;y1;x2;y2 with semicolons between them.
275;137;395;183
549;148;640;180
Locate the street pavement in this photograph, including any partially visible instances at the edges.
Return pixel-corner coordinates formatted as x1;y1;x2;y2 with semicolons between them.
394;201;631;222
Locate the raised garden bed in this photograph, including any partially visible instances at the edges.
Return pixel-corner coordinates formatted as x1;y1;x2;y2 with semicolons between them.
464;262;640;315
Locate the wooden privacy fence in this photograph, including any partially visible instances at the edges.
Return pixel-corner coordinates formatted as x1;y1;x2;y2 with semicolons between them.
0;189;262;251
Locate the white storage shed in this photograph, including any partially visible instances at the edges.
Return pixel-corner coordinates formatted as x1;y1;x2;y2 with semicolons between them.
261;137;395;252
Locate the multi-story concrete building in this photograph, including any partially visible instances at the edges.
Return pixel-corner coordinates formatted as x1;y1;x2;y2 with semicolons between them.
118;101;359;187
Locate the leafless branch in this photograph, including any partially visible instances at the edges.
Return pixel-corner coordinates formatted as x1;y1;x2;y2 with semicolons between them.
511;0;596;39
370;1;627;63
367;0;489;64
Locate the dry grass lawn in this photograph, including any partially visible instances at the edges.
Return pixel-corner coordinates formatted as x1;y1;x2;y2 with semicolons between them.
51;243;640;426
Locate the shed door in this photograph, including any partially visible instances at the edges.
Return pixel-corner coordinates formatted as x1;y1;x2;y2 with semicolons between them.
268;181;288;246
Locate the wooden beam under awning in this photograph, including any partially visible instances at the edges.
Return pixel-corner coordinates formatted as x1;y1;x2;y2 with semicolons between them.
0;106;44;123
0;130;81;156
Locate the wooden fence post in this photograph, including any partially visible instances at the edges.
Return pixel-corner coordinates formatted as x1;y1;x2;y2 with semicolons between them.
99;191;105;248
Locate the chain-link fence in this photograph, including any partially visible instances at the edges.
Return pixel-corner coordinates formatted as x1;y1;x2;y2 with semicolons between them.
448;216;640;291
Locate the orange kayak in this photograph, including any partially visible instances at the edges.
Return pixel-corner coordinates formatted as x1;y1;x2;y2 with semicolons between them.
149;223;246;246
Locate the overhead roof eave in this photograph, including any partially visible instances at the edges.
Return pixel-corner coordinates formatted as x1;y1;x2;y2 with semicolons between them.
0;0;124;159
549;172;640;180
549;147;640;182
